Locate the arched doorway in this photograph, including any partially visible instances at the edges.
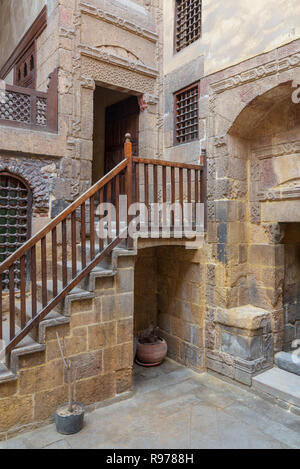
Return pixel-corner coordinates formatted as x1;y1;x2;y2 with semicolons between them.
0;172;32;290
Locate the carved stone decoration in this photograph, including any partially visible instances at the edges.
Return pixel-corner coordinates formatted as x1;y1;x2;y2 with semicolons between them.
79;2;158;43
81;56;156;95
210;53;300;94
138;95;147;112
95;45;140;63
79;44;158;78
250;202;261;225
263;223;286;244
79;75;95;90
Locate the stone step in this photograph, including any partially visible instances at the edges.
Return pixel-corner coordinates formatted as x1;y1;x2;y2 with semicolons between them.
275;351;300;376
252;367;300;409
56;260;116;291
36;279;94;312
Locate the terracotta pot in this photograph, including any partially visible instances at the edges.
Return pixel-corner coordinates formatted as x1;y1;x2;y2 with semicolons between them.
136;338;168;367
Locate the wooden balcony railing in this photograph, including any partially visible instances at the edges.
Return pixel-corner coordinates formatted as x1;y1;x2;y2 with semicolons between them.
0;68;58;132
0;134;206;361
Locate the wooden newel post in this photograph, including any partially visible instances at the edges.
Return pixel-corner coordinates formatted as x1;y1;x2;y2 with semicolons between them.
200;149;207;231
124;133;134;248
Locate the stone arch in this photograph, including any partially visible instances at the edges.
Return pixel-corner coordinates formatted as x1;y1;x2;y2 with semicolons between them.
215;81;300;354
228;81;295;139
0;157;58;215
0;171;33;289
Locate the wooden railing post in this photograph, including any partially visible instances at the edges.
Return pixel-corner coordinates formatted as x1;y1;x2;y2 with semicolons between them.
200;149;207;231
124;133;134;248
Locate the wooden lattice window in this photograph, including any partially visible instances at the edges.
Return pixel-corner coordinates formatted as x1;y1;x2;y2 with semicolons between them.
14;43;36;89
0;174;32;290
174;83;199;144
175;0;202;52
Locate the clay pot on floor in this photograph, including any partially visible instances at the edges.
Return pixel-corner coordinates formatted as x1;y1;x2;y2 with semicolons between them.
136;338;168;367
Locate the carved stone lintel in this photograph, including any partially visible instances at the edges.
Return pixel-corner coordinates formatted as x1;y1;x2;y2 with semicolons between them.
263;223;286;244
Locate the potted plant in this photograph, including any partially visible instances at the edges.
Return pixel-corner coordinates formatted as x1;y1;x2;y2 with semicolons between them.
54;333;85;435
136;325;168;367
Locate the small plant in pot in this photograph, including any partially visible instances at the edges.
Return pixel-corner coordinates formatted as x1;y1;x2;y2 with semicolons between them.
136;325;168;367
55;333;85;435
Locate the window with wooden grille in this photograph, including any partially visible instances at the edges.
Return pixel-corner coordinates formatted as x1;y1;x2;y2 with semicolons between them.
14;43;36;89
174;83;199;144
0;174;32;290
175;0;202;52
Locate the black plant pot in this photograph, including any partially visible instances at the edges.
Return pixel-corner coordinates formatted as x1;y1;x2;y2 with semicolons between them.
55;403;85;435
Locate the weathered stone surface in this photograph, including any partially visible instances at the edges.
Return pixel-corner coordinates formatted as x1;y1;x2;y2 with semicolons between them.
221;332;263;360
115;369;132;394
275;352;300;376
216;305;270;331
75;373;116;405
0;396;33;432
253;368;300;408
50;199;69;218
34;386;68;421
88;322;116;351
67;351;102;381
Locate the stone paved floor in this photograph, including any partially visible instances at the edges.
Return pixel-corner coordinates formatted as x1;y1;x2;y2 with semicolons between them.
1;359;300;449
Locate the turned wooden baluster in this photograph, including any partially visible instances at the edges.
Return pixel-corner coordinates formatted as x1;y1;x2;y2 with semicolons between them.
41;236;48;307
81;203;86;268
31;245;37;318
20;255;26;329
200;149;207;230
52;227;58;297
90;195;95;260
9;265;15;340
71;212;77;279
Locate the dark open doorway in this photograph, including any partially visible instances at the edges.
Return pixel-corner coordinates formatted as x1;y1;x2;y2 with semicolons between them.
93;87;139;184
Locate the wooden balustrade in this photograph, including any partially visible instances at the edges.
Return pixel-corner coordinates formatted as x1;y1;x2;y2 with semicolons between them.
0;134;206;360
132;155;207;232
0;68;58;132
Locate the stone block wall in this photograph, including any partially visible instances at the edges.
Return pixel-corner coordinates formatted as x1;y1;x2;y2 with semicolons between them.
156;246;205;372
134;247;158;334
283;224;300;351
0;254;135;440
133;245;205;372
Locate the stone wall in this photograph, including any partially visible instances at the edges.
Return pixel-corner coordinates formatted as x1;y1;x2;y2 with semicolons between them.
134;248;158;334
0;253;135;440
133;245;205;373
163;0;300;77
283;224;300;351
157;246;205;372
198;38;300;384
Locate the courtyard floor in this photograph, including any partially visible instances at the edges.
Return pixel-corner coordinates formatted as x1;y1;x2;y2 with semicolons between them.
1;359;300;449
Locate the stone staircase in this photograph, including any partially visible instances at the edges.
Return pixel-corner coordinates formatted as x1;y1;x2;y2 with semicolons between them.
252;349;300;415
0;241;137;385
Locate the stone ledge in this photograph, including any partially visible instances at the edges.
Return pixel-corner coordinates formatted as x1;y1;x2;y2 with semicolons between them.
215;304;270;331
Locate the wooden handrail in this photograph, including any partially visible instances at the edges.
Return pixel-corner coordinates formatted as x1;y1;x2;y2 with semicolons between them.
0;158;128;274
133;157;203;171
3;83;48;99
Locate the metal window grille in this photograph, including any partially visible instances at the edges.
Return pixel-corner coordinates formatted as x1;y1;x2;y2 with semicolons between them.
175;0;202;52
0;174;31;290
175;84;199;144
